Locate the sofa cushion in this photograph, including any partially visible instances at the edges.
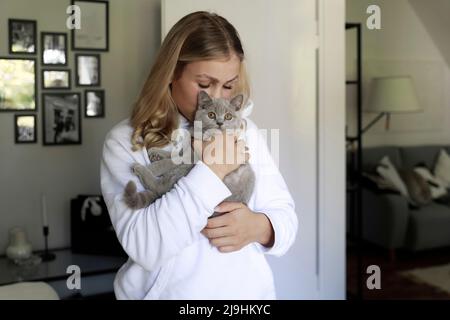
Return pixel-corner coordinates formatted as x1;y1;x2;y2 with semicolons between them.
363;155;433;207
406;203;450;251
399;145;443;170
362;147;402;172
414;165;448;199
376;156;409;198
434;149;450;188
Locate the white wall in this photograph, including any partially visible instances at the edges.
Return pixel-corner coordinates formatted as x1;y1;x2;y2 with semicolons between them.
346;0;450;147
0;0;161;254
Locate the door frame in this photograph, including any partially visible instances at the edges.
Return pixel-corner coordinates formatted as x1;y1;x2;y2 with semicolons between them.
317;0;346;299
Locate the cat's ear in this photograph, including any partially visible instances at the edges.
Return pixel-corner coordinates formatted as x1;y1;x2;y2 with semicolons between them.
197;90;212;109
230;94;244;111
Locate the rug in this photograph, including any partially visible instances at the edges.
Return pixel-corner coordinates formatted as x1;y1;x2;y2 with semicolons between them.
400;263;450;295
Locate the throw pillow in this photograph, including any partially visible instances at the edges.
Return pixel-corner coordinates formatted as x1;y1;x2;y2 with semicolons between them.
414;165;448;199
434;149;450;188
362;172;400;194
376;156;410;199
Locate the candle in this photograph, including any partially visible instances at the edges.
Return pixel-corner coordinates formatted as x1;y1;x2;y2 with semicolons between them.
41;194;48;227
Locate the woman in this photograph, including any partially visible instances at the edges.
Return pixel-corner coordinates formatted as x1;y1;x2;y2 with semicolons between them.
100;11;298;300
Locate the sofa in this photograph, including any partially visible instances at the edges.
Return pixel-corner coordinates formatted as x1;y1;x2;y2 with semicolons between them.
349;145;450;255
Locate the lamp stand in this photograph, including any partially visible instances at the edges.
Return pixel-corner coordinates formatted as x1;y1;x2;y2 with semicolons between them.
361;112;389;134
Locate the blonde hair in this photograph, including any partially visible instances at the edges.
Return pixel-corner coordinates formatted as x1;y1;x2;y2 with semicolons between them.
130;11;251;151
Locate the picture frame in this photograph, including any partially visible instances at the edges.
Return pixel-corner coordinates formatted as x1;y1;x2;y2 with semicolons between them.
85;89;105;118
15;114;37;144
42;69;71;90
0;57;37;112
41;32;68;66
75;54;101;87
42;93;81;145
71;0;109;51
9;19;37;54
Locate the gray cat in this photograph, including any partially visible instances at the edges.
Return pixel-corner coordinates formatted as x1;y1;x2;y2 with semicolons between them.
124;91;255;214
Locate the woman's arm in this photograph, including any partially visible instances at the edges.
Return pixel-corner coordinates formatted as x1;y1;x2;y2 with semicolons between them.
100;125;232;272
200;119;298;256
247;119;299;256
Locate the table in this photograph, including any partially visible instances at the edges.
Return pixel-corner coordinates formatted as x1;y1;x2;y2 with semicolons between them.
0;249;127;299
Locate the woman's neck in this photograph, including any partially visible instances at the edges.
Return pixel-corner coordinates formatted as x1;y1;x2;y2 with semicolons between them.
178;109;194;124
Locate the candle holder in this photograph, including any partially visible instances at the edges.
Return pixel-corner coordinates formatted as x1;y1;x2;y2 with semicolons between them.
40;226;56;262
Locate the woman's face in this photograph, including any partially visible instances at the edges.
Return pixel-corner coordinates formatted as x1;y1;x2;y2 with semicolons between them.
170;54;241;122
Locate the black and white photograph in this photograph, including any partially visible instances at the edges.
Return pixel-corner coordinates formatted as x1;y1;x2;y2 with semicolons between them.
85;89;104;117
75;54;100;86
0;57;37;111
8;19;36;54
71;0;109;51
42;93;81;145
41;32;67;66
42;70;70;89
14;114;37;143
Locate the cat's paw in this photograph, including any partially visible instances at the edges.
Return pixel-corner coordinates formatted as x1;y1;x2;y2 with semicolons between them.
148;148;170;162
124;181;138;209
148;151;162;162
132;163;146;176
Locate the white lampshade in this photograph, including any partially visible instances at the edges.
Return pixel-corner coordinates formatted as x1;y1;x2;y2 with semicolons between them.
366;76;422;113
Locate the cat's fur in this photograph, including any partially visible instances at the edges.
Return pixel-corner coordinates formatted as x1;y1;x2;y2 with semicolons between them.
124;91;255;212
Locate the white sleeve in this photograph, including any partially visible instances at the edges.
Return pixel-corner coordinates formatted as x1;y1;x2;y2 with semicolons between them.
100;128;231;272
247;120;299;257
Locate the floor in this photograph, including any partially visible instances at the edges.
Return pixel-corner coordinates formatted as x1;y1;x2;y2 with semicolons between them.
346;240;450;300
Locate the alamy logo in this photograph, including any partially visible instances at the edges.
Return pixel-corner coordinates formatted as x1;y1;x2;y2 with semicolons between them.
366;5;381;30
66;265;81;290
366;265;381;290
66;5;81;30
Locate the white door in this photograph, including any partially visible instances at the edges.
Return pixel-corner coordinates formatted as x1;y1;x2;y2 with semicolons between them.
162;0;345;299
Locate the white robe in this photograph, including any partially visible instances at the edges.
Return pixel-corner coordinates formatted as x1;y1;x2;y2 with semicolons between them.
100;104;298;300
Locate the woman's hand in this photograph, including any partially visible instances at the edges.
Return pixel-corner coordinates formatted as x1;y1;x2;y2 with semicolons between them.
201;202;275;253
192;132;249;180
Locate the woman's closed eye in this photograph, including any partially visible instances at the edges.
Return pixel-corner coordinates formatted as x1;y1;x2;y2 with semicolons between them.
198;83;233;90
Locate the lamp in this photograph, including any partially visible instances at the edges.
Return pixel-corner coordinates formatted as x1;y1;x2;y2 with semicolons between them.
362;76;423;133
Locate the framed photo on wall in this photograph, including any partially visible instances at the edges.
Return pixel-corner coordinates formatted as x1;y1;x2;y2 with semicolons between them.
71;0;109;51
42;93;81;145
41;32;68;66
42;69;71;89
9;19;37;54
0;57;37;112
15;114;37;144
85;89;104;117
75;54;100;87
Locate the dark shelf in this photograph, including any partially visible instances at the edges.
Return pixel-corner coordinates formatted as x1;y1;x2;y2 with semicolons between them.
346;22;363;300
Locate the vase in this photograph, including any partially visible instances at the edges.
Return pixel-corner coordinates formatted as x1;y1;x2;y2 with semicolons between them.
6;227;32;262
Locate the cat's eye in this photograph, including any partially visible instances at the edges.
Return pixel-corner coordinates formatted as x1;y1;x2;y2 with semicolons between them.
224;113;233;120
208;112;216;119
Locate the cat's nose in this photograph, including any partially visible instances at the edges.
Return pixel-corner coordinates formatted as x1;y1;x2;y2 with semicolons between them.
217;121;223;127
